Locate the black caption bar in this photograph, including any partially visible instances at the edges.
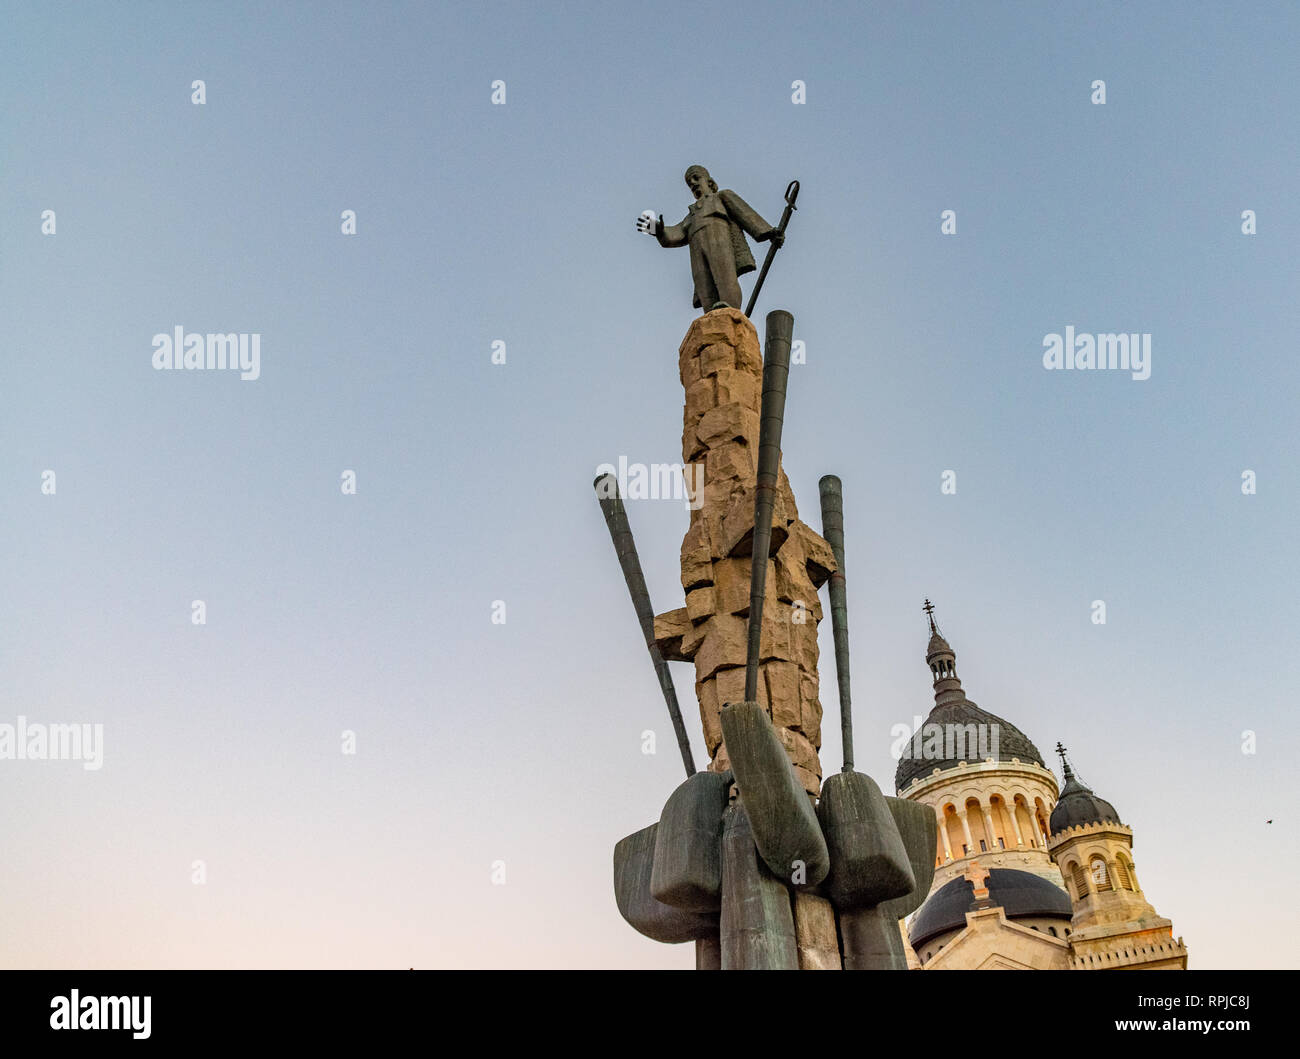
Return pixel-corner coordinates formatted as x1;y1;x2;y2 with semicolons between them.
0;969;1292;1047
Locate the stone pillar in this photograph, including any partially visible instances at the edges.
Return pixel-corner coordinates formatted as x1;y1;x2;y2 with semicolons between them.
654;309;836;797
959;811;974;856
1008;801;1025;847
981;805;997;850
938;810;954;862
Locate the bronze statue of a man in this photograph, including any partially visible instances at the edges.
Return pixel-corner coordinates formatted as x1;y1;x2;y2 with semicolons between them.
637;166;784;313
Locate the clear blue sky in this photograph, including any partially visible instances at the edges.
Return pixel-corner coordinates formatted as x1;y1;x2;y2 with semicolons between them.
1;0;1295;968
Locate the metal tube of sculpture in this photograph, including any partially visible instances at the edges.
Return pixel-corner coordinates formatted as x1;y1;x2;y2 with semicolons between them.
818;474;854;771
815;475;914;917
598;474;721;957
744;310;793;702
813;475;934;968
594;474;696;778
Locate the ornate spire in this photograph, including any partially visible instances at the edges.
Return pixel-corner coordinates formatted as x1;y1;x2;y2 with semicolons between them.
922;600;963;705
1055;742;1076;782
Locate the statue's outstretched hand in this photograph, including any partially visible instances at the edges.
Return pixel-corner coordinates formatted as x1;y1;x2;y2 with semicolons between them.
636;210;661;236
767;228;785;249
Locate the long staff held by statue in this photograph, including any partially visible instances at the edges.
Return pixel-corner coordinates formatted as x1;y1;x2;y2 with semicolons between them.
743;180;799;319
594;474;696;778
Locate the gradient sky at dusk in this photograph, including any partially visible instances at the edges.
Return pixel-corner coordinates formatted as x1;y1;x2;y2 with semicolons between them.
2;1;1297;968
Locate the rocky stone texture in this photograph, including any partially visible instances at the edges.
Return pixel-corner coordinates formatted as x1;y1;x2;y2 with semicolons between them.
655;308;835;797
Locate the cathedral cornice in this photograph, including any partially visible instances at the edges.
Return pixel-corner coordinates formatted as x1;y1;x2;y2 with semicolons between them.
1046;819;1133;853
899;756;1060;801
1071;937;1187;970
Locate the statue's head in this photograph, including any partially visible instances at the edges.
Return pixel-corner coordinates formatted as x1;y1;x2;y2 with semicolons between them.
684;165;717;199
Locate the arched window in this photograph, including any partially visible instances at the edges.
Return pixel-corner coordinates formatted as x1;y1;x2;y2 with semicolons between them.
1113;857;1132;890
1090;857;1111;890
1048;926;1057;937
1071;863;1089;897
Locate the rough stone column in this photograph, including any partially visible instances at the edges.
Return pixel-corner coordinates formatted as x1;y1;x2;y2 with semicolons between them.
652;308;836;797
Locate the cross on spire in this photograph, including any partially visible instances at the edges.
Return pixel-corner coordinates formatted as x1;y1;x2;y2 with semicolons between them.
1055;742;1076;780
923;598;937;634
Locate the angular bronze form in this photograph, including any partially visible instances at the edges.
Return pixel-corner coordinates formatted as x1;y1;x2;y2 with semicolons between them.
719;803;799;970
816;773;914;910
838;799;939;969
613;824;718;944
879;796;939;922
651;770;732;912
720;700;829;886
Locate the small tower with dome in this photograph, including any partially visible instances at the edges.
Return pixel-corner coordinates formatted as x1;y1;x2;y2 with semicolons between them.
1046;745;1188;969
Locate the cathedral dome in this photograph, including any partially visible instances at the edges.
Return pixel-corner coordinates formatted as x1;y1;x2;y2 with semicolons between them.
1049;746;1122;834
896;603;1046;790
895;699;1046;789
908;868;1072;949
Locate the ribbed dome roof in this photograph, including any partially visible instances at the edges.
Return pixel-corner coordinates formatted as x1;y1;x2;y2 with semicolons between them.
909;868;1072;949
1049;751;1122;834
895;698;1046;790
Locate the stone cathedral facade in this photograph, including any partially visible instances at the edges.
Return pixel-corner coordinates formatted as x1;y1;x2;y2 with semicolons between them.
893;610;1188;970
